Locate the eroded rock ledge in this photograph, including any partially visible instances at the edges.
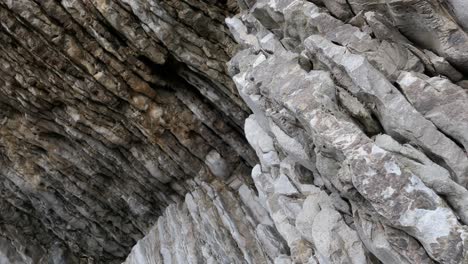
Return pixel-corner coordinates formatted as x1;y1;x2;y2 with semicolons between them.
1;0;468;263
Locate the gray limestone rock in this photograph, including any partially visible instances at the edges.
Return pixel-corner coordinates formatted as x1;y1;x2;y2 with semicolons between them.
1;0;468;263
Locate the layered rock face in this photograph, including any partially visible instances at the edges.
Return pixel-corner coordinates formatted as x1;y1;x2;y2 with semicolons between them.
1;0;468;263
0;0;253;262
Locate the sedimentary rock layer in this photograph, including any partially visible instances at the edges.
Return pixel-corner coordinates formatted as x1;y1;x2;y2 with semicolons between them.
0;0;252;262
126;0;468;263
1;0;468;263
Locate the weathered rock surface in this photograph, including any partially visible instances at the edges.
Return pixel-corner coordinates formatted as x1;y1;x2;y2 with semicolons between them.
1;0;468;263
124;179;288;264
0;0;252;262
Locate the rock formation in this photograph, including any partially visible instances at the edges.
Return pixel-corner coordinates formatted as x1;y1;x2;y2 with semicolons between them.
1;0;468;263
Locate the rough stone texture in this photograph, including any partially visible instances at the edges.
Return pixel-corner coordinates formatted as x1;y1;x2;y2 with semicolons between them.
1;0;468;263
124;179;288;264
0;0;253;262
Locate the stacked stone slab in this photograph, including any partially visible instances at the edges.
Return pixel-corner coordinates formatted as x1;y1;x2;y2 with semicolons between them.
125;0;468;263
0;0;252;262
1;0;468;263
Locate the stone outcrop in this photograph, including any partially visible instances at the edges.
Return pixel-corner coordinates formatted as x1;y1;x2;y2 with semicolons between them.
1;0;468;263
0;0;252;262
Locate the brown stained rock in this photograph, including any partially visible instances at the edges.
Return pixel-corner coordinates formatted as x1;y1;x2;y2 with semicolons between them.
0;0;253;262
2;0;468;263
